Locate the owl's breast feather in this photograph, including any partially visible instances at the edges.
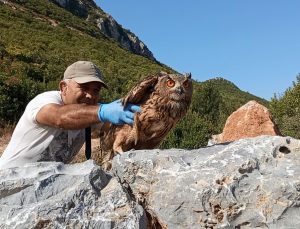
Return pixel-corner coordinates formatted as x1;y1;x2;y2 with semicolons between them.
136;104;175;138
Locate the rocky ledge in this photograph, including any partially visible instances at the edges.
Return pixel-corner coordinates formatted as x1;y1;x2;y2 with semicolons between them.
1;136;300;228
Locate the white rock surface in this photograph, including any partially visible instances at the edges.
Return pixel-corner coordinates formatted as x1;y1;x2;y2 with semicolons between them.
112;136;300;228
0;160;146;229
1;136;300;228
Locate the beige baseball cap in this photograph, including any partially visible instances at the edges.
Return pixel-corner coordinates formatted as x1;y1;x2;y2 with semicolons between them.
63;61;108;88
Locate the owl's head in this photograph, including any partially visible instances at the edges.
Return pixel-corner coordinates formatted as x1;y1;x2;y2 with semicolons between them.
155;72;193;104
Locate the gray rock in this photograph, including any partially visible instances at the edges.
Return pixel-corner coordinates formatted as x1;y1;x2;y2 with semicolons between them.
112;136;300;228
0;160;147;229
1;136;300;228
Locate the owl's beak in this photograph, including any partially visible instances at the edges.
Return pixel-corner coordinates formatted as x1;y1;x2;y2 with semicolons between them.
175;87;184;95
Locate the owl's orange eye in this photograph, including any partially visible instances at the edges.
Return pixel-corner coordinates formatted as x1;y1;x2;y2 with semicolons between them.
183;81;189;88
166;79;175;88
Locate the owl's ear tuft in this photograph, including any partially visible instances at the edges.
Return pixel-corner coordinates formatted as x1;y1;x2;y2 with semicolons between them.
185;73;192;79
158;71;168;77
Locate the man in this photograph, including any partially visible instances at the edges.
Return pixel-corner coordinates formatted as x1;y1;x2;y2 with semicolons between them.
0;61;140;169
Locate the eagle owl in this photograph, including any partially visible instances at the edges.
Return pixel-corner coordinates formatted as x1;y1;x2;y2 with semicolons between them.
98;72;193;169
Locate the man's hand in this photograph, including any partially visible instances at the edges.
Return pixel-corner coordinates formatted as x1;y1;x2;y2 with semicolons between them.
98;100;141;125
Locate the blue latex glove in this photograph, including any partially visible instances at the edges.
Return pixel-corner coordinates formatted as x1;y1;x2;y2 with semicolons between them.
98;100;141;125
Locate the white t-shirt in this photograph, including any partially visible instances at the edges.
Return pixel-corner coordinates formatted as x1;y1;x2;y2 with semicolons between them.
0;91;85;169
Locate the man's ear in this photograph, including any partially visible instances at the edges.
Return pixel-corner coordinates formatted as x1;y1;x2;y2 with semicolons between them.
59;81;68;95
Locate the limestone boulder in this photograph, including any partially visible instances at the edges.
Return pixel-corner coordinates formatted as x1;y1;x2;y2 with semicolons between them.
1;136;300;228
112;136;300;228
0;161;147;229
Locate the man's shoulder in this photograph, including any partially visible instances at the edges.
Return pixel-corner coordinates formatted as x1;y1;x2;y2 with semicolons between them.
36;90;60;99
25;91;62;113
31;91;62;104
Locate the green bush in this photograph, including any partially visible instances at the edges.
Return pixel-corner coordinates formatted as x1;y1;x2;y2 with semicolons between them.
270;74;300;138
0;74;43;123
161;110;215;149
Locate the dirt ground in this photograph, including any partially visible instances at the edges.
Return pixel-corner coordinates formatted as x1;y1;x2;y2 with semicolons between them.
72;138;101;163
0;133;10;156
0;124;15;156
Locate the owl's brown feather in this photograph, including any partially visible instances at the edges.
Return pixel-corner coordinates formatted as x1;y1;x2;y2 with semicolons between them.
98;72;193;170
122;75;159;106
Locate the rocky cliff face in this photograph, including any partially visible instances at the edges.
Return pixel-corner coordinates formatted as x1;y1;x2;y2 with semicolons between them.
1;136;299;228
51;0;97;18
51;0;156;61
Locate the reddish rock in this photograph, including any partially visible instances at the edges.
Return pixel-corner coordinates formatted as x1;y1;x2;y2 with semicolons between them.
210;100;280;144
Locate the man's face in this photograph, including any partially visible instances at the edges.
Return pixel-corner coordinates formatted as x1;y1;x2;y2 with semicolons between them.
61;80;102;105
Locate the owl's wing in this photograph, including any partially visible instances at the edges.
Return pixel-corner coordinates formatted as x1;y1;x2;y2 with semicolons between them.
122;75;159;106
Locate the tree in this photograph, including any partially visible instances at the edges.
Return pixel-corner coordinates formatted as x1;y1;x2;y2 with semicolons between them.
160;110;215;149
0;74;42;124
270;74;300;138
191;82;224;131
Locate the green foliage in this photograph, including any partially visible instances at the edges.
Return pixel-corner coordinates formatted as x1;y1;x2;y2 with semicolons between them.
160;111;215;149
0;0;269;148
0;73;43;124
270;74;300;138
191;82;224;132
190;78;269;133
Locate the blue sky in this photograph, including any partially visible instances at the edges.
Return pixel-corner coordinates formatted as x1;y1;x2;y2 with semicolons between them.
96;1;300;100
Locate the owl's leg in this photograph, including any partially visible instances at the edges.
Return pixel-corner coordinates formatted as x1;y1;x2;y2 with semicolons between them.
114;146;123;154
102;161;112;171
102;146;123;171
99;149;114;171
123;114;140;147
133;114;140;145
113;135;124;155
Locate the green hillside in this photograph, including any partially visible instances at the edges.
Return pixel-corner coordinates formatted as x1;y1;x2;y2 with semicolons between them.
202;77;268;106
0;0;268;148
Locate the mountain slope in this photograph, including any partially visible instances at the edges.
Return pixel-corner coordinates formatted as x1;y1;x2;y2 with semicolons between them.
50;0;156;60
0;0;169;93
202;77;268;107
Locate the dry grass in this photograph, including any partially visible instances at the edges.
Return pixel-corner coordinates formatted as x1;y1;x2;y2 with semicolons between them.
0;124;14;156
71;126;105;166
71;138;102;164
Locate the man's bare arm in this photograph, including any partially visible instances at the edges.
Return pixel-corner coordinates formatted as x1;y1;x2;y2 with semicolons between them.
36;103;100;130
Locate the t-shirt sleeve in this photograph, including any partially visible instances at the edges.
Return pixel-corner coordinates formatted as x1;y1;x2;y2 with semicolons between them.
25;91;62;123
